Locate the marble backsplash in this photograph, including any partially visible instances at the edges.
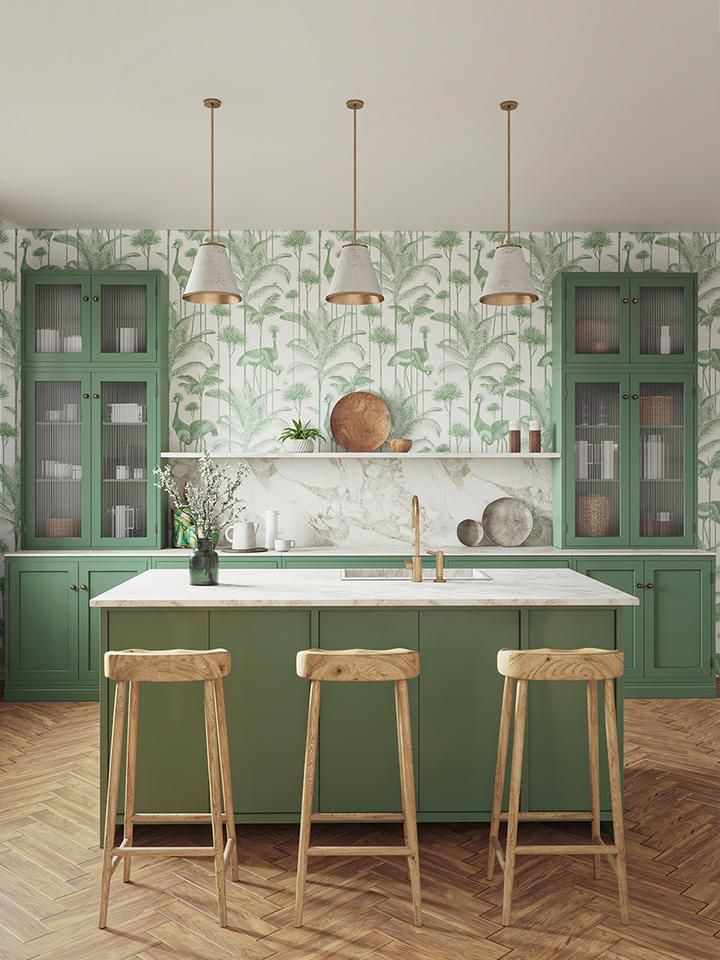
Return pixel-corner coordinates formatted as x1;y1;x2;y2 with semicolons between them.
167;457;553;549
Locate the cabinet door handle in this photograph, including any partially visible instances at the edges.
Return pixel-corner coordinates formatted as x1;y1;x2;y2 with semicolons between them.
82;393;90;399
80;584;88;591
92;296;99;302
93;393;100;399
636;582;644;589
622;393;629;399
82;295;90;302
622;297;629;304
646;582;655;589
632;297;639;303
69;584;78;591
631;394;639;400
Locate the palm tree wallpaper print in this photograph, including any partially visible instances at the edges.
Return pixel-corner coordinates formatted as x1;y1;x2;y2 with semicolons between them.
1;226;720;556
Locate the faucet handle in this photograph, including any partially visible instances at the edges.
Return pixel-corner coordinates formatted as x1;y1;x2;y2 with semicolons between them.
427;549;446;583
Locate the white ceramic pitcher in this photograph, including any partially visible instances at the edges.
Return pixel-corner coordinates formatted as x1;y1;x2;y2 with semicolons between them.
225;520;259;550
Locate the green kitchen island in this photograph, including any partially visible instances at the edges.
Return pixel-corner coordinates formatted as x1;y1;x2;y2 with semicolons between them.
93;567;638;825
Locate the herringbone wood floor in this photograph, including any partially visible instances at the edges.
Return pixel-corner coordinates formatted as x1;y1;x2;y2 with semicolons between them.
0;699;717;960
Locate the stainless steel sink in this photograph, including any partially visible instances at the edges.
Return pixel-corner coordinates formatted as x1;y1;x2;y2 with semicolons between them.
340;567;492;581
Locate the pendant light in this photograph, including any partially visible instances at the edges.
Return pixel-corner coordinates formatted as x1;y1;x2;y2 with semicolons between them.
183;98;241;305
326;99;384;305
480;100;538;306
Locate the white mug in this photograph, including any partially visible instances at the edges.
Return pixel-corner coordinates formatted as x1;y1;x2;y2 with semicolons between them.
274;538;295;552
115;465;130;480
133;467;146;480
225;520;259;550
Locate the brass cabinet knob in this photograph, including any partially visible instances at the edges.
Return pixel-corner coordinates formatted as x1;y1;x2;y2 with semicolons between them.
93;393;100;399
69;584;78;591
80;584;88;591
646;582;655;589
82;393;90;399
632;394;639;400
636;582;644;589
622;297;629;304
632;297;639;303
82;295;90;301
622;393;629;399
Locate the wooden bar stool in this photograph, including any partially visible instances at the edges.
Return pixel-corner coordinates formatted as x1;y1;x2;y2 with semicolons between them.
99;649;239;929
488;647;629;926
294;648;422;927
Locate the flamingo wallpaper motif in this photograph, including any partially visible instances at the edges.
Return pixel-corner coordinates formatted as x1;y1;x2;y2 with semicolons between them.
1;227;720;647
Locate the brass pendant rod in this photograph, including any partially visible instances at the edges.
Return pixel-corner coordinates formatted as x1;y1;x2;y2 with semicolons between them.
506;105;511;244
353;104;358;243
210;103;215;242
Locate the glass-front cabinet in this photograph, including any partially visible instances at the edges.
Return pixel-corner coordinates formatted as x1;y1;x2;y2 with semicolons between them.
564;274;695;365
24;272;158;364
24;369;160;548
564;372;696;548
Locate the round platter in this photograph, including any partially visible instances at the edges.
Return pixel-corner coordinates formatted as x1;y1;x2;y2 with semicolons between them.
219;547;269;554
481;497;533;547
456;518;484;547
330;391;392;452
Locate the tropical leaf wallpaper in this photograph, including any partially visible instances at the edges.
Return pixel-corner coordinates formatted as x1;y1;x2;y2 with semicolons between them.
1;227;720;644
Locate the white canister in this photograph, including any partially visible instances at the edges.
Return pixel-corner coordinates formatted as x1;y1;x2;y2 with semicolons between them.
115;465;130;480
117;327;138;353
659;325;672;355
264;510;279;549
63;335;83;353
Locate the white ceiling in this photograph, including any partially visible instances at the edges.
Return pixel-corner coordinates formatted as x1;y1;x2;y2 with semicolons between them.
3;0;720;231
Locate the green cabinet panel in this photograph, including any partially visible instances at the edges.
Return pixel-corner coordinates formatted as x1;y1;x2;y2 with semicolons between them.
152;556;280;570
574;559;643;678
564;274;631;364
316;609;419;812
90;274;159;364
78;560;148;683
525;608;618;812
282;556;430;570
211;610;311;813
418;609;520;812
6;559;79;685
444;558;570;569
629;275;696;365
23;273;93;363
644;559;713;680
104;610;209;816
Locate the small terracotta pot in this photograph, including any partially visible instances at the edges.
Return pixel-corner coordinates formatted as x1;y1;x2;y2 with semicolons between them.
390;438;413;453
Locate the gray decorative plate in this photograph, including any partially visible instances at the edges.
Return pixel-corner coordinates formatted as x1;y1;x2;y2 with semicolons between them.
481;498;533;547
456;519;484;547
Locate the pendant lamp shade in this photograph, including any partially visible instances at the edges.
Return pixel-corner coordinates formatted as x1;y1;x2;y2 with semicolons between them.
479;100;538;307
326;243;383;305
182;98;241;306
326;100;384;306
183;241;242;305
479;244;537;306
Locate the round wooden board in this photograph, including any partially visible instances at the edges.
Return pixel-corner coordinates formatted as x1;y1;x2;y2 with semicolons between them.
330;391;392;452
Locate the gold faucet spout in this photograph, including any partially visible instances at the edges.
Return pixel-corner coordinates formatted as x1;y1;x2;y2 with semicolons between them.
405;495;423;582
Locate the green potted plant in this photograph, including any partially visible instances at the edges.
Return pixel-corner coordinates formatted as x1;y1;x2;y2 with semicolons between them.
278;419;325;454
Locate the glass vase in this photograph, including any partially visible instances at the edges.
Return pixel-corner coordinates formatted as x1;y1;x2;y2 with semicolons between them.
189;538;219;586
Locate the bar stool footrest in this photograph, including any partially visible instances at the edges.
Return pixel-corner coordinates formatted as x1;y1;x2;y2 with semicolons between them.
515;843;618;856
310;812;404;822
307;845;412;858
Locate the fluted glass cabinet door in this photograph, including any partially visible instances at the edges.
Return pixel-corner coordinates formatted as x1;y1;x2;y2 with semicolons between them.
565;275;630;363
91;371;158;547
91;276;157;362
24;371;92;547
567;373;630;546
631;373;695;545
24;274;92;362
630;275;695;364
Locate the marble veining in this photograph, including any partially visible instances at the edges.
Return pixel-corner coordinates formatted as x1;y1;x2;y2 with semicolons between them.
90;568;640;608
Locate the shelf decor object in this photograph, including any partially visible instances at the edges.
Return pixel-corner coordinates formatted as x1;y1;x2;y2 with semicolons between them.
481;497;534;547
329;391;392;452
479;100;538;307
325;100;384;306
182;98;241;306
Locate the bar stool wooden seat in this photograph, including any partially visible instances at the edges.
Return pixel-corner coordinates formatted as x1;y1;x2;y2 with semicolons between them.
294;648;422;927
488;647;629;926
99;648;238;929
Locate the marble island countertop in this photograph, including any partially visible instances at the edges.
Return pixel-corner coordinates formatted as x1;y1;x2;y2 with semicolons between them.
90;567;640;608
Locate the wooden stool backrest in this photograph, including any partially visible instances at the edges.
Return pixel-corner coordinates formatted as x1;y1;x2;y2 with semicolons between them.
104;648;231;683
296;648;420;682
497;647;623;682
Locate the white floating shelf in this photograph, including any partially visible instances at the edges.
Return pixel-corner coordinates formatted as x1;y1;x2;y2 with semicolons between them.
160;451;561;460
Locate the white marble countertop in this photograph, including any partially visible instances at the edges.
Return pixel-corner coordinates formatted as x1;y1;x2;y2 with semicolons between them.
7;545;715;558
90;567;640;608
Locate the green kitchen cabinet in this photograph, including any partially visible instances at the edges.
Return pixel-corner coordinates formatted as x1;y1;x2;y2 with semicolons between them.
281;556;433;570
574;558;644;678
211;610;311;814
23;270;162;365
559;272;696;367
444;558;570;569
152;556;280;569
316;609;419;812
418;609;520;814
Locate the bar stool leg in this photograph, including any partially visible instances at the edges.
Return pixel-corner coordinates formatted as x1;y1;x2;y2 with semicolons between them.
586;679;602;880
603;679;630;924
214;678;239;882
203;681;228;928
122;681;140;883
502;678;527;927
99;681;128;929
295;679;321;928
395;679;422;927
488;675;516;881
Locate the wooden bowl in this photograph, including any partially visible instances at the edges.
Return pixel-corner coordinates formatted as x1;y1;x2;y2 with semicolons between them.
330;391;392;452
390;438;412;453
